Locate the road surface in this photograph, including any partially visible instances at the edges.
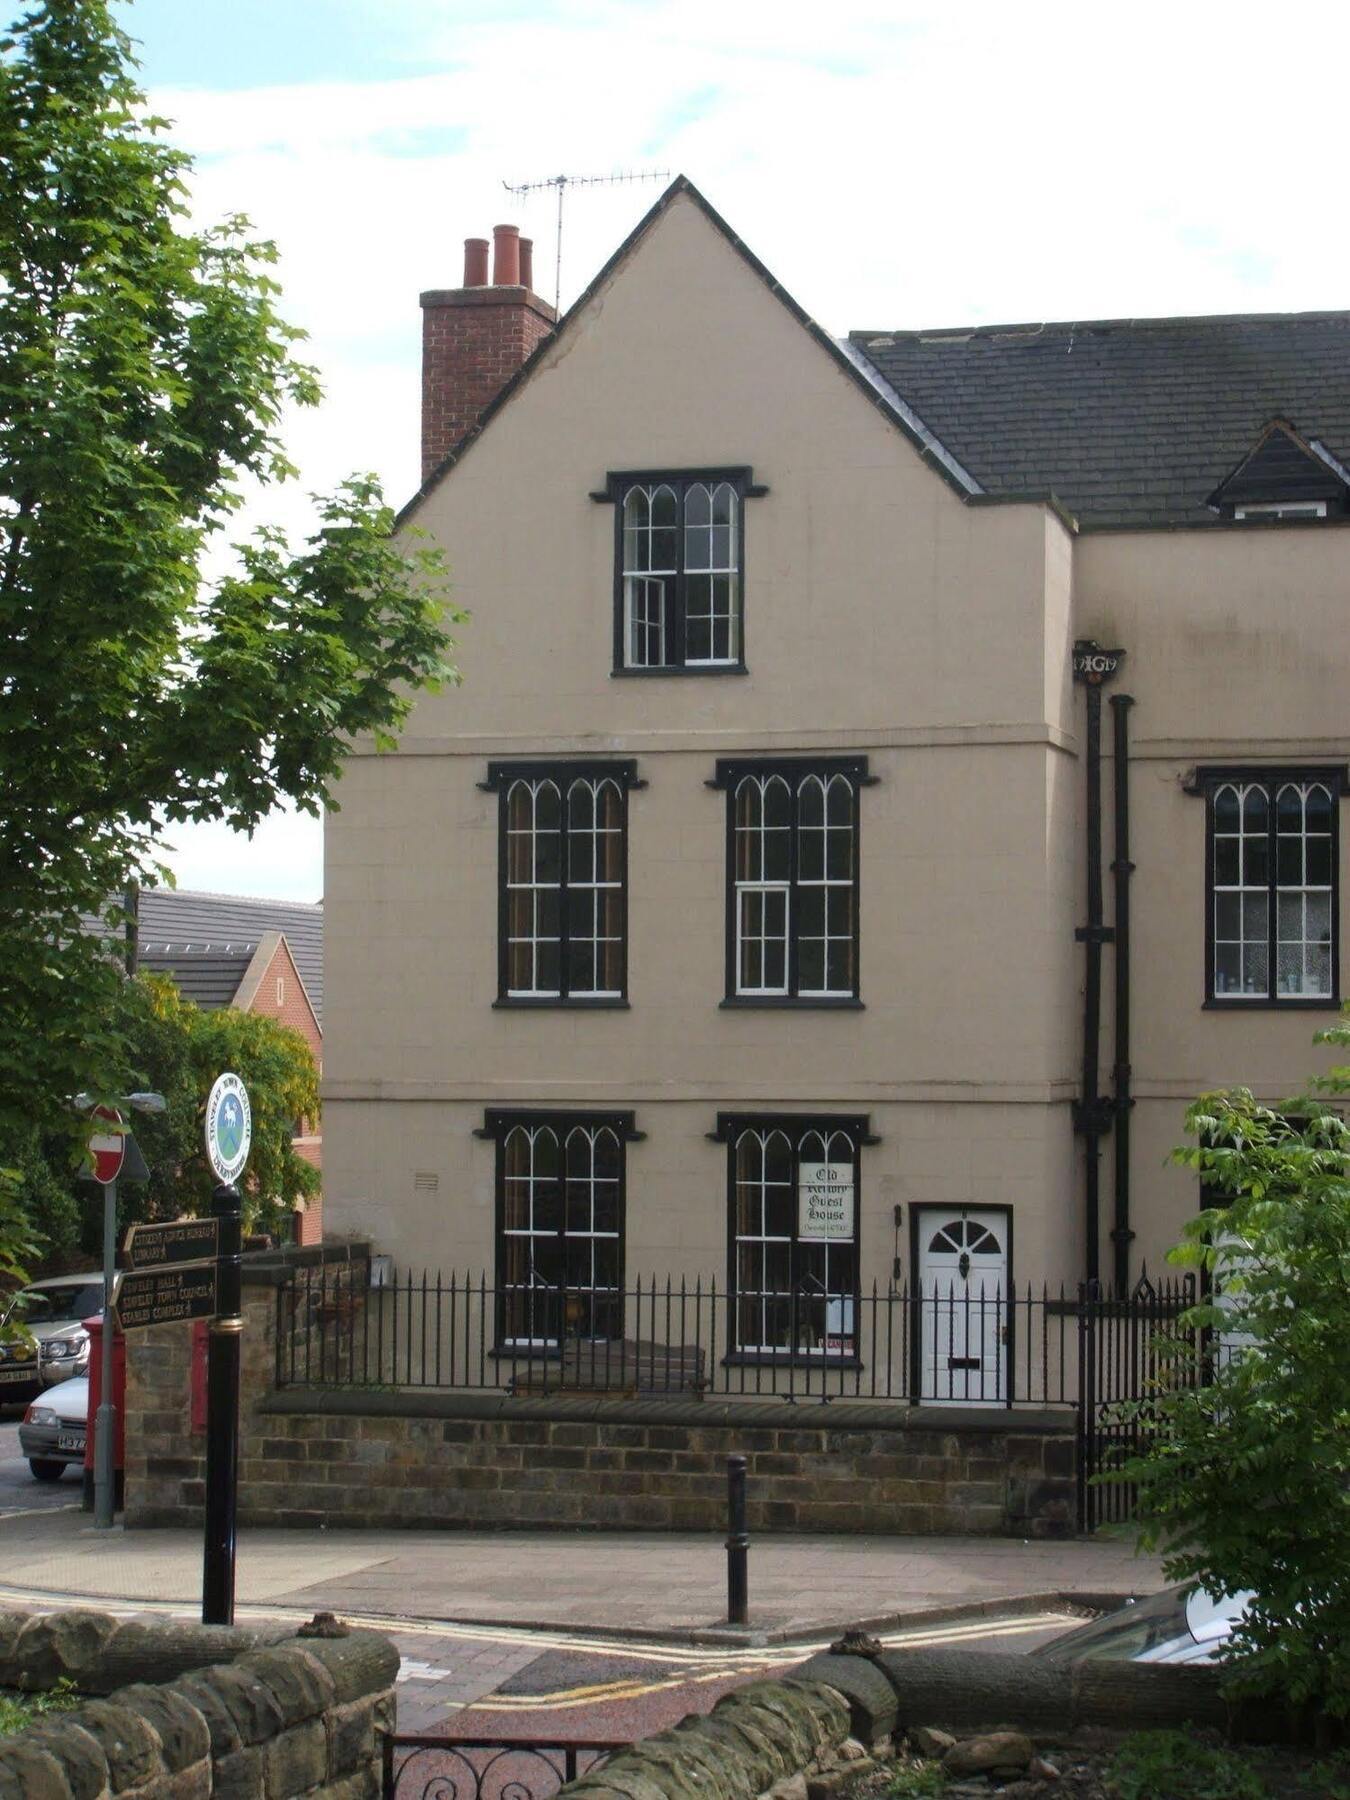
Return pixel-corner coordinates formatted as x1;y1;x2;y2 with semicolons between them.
0;1415;83;1516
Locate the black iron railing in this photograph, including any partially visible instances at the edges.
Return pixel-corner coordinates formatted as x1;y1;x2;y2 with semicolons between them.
275;1263;1198;1410
383;1736;624;1800
1077;1272;1200;1530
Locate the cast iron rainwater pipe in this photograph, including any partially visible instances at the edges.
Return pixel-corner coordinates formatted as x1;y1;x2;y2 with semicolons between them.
1110;691;1136;1294
1073;641;1124;1289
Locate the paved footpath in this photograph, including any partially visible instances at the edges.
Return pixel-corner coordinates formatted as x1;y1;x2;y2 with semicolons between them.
0;1506;1164;1739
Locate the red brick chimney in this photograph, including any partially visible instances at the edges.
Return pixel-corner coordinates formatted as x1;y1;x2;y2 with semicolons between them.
419;225;558;482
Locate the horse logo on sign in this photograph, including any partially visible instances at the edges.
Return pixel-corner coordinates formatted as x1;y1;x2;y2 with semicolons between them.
205;1073;252;1186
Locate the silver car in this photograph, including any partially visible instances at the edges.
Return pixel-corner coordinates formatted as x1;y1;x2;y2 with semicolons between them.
1034;1585;1251;1666
2;1275;111;1391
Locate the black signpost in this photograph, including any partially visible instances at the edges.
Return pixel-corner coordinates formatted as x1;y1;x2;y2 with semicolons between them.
202;1180;243;1625
200;1071;251;1627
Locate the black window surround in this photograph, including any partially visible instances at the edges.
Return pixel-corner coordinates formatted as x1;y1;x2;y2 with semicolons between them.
710;756;872;1008
482;760;643;1008
592;467;767;676
477;1108;642;1352
1186;764;1347;1011
712;1111;875;1366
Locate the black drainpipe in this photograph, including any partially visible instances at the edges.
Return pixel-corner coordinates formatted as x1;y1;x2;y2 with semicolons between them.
1110;693;1136;1295
1072;643;1125;1289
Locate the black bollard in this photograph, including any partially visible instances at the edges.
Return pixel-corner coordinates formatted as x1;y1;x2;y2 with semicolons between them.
726;1453;749;1625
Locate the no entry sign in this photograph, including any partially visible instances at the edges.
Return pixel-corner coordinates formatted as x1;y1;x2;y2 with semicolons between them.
87;1106;125;1186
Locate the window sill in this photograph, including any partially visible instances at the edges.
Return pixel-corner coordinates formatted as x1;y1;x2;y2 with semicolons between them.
1203;996;1341;1012
494;997;630;1010
611;664;748;679
721;1352;863;1371
719;996;864;1011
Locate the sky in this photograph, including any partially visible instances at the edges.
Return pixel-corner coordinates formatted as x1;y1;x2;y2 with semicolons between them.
105;0;1350;902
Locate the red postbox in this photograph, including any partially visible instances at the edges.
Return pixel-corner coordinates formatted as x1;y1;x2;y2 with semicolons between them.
83;1313;126;1509
190;1318;209;1432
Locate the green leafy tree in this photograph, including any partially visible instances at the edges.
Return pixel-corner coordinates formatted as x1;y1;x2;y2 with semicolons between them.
16;974;320;1259
0;1;459;1160
1116;1014;1350;1726
145;976;321;1239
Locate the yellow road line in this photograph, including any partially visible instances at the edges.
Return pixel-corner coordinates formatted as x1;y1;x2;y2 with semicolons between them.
0;1578;1079;1678
466;1614;1081;1712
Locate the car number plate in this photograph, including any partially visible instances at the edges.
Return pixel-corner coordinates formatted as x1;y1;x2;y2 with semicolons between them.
56;1432;85;1452
0;1367;34;1382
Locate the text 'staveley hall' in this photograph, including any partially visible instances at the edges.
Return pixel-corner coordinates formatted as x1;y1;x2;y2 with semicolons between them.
322;176;1350;1392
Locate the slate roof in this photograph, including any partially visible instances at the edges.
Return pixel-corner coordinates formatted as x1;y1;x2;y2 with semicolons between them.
139;949;255;1011
850;311;1350;530
134;890;324;1021
405;176;1350;536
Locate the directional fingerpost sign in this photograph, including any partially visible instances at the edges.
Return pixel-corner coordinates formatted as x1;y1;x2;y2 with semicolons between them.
117;1263;218;1332
87;1106;125;1186
123;1217;219;1270
202;1071;249;1628
205;1074;251;1185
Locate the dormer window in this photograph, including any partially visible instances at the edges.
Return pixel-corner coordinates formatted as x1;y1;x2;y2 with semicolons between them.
595;468;766;675
1233;501;1327;522
1207;420;1349;522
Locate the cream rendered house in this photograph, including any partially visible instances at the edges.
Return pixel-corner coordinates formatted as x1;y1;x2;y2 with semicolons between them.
322;180;1350;1400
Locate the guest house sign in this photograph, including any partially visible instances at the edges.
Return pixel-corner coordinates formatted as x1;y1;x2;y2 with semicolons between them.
798;1161;854;1240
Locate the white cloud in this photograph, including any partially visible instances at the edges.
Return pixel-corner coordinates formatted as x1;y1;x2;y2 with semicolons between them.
155;0;1350;895
159;805;323;904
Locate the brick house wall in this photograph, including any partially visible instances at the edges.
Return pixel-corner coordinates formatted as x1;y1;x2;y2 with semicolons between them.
237;933;324;1245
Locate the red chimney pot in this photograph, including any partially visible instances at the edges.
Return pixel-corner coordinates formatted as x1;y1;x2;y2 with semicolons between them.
463;237;489;286
492;223;521;286
518;237;534;292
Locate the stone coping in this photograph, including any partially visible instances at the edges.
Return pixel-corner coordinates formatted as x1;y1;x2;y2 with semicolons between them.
0;1606;399;1798
259;1386;1075;1433
241;1239;370;1287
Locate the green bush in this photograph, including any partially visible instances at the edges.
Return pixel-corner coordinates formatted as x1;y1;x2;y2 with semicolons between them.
1107;1730;1266;1800
0;1677;81;1738
1112;1013;1350;1723
886;1764;945;1798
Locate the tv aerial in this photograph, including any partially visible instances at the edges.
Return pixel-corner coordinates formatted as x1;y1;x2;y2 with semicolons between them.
501;169;670;313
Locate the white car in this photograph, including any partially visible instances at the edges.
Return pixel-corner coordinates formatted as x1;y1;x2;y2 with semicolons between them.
1034;1585;1252;1666
18;1374;89;1481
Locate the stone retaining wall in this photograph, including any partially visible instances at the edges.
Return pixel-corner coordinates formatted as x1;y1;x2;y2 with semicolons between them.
558;1641;1261;1800
124;1257;1077;1537
240;1392;1076;1535
0;1606;397;1797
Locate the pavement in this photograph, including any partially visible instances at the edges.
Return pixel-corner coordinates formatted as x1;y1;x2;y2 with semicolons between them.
0;1470;1166;1739
0;1505;1162;1642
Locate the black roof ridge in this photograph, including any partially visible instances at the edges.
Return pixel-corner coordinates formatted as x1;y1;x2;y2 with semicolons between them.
851;307;1350;342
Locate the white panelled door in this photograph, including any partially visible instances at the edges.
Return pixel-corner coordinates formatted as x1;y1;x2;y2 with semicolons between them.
917;1208;1009;1405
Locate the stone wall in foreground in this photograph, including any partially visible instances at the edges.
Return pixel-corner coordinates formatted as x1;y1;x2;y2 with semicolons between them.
0;1606;397;1798
554;1642;1246;1800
